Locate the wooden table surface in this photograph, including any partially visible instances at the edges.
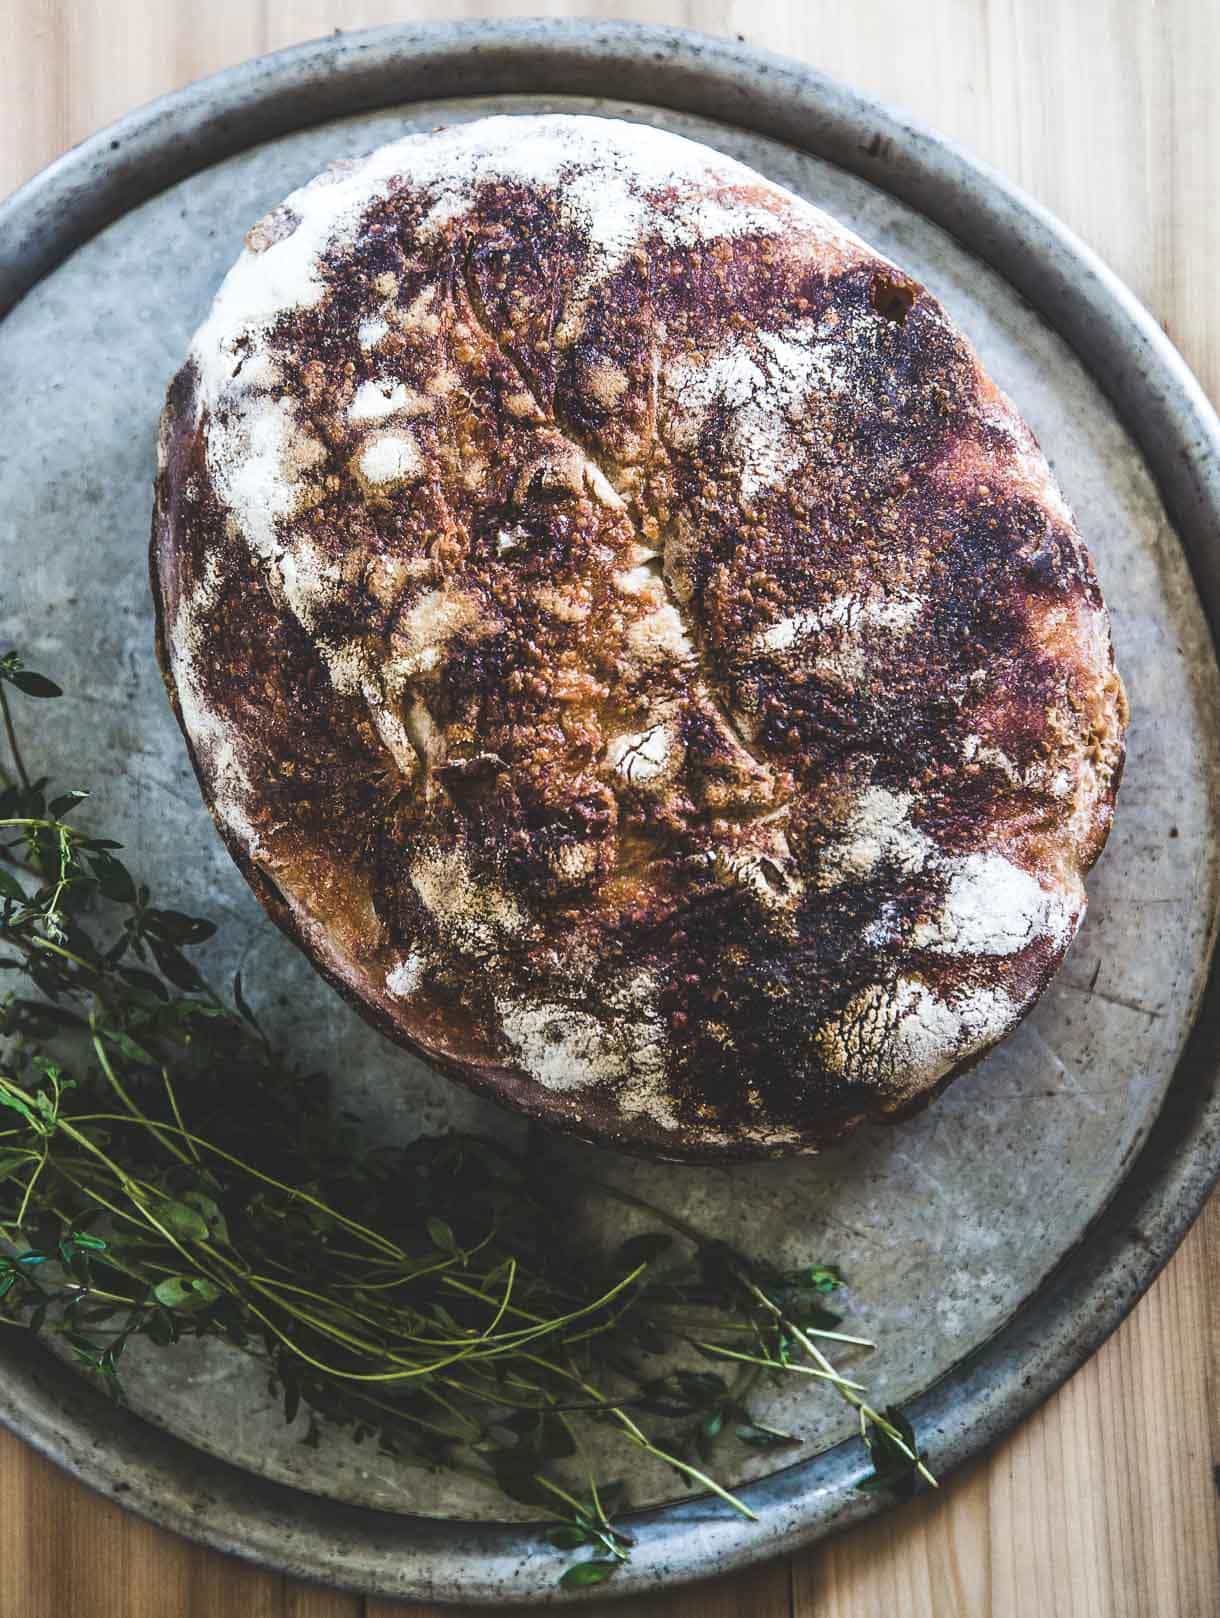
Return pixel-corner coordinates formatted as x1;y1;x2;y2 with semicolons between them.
2;2;1219;1614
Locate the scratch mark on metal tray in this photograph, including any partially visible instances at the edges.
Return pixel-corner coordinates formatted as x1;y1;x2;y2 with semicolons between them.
1057;979;1163;1018
1022;1024;1105;1116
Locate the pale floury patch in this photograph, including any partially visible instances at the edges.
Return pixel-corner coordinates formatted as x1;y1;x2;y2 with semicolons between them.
410;843;525;956
914;853;1077;955
356;430;423;486
385;953;427;1000
817;976;1019;1100
664;322;857;500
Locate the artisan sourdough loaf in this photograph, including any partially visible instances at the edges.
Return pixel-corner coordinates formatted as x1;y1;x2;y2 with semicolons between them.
152;115;1127;1159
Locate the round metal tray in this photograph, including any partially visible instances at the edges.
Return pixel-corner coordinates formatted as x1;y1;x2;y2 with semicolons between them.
2;20;1220;1606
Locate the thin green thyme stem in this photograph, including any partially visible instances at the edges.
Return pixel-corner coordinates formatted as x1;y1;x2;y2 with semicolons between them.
0;1090;219;1270
193;1256;649;1387
512;1352;758;1523
23;935;99;976
90;1022;193;1168
741;1275;937;1489
692;1340;866;1390
0;1080;869;1417
533;1474;592;1518
14;1149;48;1228
47;1110;407;1261
610;1404;759;1521
441;1272;551;1327
160;1068;200;1164
42;825;76;923
785;1325;875;1349
239;1260;521;1355
37;1123;652;1365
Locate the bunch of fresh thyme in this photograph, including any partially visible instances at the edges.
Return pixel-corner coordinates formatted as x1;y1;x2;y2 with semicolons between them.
0;648;931;1587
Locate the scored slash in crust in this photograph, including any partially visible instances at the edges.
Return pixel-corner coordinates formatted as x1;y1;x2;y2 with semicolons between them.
151;115;1127;1161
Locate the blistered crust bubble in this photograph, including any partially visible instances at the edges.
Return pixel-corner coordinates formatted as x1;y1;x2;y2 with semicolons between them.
151;115;1127;1159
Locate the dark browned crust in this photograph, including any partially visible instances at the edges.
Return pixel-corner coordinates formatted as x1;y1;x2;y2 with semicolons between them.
150;118;1126;1161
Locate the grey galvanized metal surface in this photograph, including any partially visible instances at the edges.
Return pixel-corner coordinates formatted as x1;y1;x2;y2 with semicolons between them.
2;19;1220;1606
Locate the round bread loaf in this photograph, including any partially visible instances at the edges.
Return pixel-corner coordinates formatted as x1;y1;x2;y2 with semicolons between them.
152;114;1127;1160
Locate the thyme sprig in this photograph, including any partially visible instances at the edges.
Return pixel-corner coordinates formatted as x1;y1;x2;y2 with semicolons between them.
0;652;931;1586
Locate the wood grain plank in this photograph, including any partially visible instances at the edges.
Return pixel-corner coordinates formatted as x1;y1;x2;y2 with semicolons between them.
365;1551;791;1618
0;2;1218;1615
0;1421;361;1618
1200;1194;1220;1572
1159;0;1220;403
284;1580;363;1618
795;1463;994;1618
0;0;69;200
176;1548;285;1618
0;1427;287;1618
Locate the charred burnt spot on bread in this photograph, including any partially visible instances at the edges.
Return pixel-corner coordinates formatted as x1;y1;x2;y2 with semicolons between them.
870;271;919;323
151;115;1126;1160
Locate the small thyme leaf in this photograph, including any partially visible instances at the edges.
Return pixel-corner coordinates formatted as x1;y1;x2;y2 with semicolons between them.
101;1028;156;1067
859;1404;927;1498
7;670;62;699
546;1523;592;1549
153;1276;221;1311
48;791;89;818
807;1264;845;1293
86;850;136;903
0;1090;38;1126
559;1559;618;1589
179;1191;230;1245
148;1200;211;1242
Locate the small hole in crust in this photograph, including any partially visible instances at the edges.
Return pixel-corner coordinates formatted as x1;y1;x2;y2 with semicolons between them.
758;858;789;895
871;274;917;323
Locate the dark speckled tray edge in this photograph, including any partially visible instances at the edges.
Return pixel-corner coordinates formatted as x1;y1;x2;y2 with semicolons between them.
1;19;1218;1605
